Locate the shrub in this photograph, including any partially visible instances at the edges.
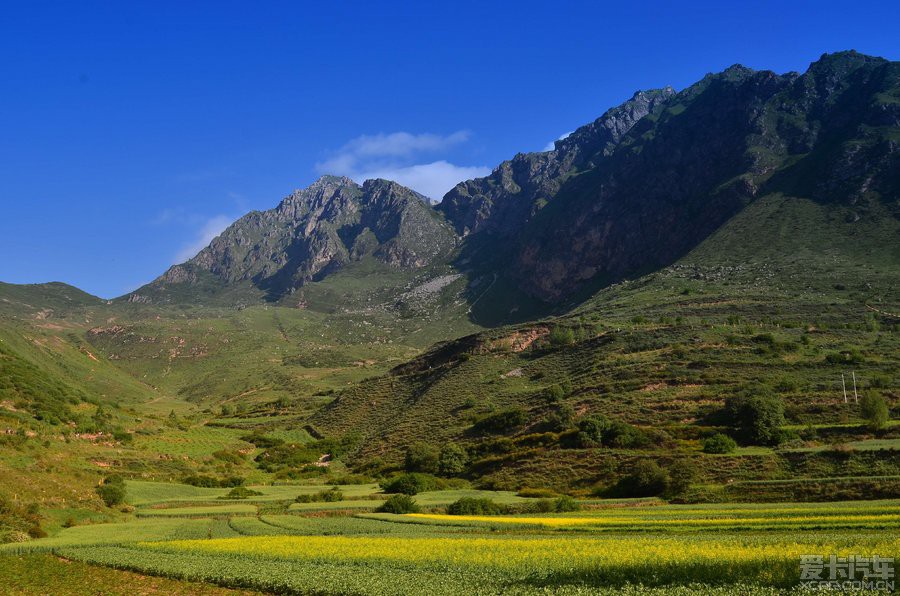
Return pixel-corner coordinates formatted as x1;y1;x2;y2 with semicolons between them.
472;408;527;434
182;474;244;488
826;349;864;364
614;461;670;497
212;449;245;464
666;460;698;497
517;487;558;498
437;443;469;476
860;393;889;431
405;442;439;473
553;495;580;512
545;384;568;403
221;486;262;500
530;499;556;513
240;433;285;449
605;421;649;448
320;486;344;502
575;415;607;447
543;404;575;432
295;486;344;503
380;473;440;496
549;326;575;347
724;387;785;446
96;475;126;507
703;433;737;454
447;497;505;515
111;430;133;444
377;494;420;514
573;415;648;448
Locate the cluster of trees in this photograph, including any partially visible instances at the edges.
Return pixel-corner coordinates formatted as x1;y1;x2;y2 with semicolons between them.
182;474;244;488
295;486;343;503
404;442;469;476
569;414;651;449
603;460;697;499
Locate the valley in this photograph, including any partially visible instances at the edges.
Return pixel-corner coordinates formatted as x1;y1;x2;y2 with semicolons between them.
1;50;898;593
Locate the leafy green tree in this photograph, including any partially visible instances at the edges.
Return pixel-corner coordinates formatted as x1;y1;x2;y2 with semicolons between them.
553;495;581;512
380;473;438;495
702;433;737;454
575;415;608;448
472;408;527;434
376;494;420;514
404;442;439;473
724;387;785;445
96;475;126;507
549;326;576;347
615;461;670;497
666;460;697;497
860;393;889;431
447;497;504;515
437;443;469;476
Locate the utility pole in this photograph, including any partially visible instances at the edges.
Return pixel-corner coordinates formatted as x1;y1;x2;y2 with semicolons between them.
841;373;848;404
852;371;859;404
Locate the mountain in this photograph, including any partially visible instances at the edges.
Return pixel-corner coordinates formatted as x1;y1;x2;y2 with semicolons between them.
1;51;898;530
129;51;899;319
441;51;899;302
128;176;458;304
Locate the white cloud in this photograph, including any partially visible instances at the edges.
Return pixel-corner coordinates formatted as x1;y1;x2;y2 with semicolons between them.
358;161;491;202
316;130;488;200
543;131;574;152
174;215;232;263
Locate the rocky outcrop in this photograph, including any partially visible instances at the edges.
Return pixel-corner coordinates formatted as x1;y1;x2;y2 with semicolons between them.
442;51;900;301
138;176;457;301
437;88;675;237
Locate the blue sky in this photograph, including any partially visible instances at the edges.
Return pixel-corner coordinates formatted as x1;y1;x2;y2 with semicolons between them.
1;1;898;298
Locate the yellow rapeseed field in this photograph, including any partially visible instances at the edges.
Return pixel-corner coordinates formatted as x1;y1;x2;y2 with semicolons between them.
139;533;900;578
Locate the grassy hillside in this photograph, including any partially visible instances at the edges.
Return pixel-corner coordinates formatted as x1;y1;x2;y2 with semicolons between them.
312;194;899;493
0;259;484;541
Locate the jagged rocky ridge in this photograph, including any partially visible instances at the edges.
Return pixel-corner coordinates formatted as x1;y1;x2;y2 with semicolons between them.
132;177;457;302
133;51;899;305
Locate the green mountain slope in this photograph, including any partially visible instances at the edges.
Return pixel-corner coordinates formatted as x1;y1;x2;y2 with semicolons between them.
313;193;899;491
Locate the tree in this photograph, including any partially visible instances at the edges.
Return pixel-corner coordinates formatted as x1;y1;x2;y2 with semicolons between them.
380;473;438;496
96;475;126;507
549;326;575;347
860;393;889;431
472;408;527;434
615;461;670;497
724;387;785;445
377;494;420;514
447;497;504;515
575;415;608;448
702;433;737;454
437;443;468;476
666;460;697;497
404;442;439;473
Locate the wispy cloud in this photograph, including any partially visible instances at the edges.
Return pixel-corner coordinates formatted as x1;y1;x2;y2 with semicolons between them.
316;131;489;200
173;215;232;263
543;131;574;152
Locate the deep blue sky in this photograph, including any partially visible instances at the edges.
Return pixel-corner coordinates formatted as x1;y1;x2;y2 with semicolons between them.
1;1;898;298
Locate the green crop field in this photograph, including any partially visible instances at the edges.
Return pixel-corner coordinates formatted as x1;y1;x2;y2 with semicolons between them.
3;480;898;594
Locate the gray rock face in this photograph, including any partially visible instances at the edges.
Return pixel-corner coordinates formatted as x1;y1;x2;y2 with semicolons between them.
144;176;457;300
437;87;676;237
441;51;900;301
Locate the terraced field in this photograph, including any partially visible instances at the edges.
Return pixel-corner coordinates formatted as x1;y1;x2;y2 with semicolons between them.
2;481;898;594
